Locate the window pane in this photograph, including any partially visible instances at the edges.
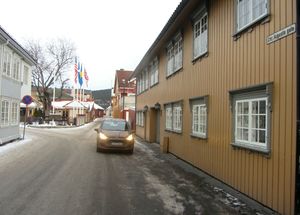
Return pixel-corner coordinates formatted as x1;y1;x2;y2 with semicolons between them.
237;116;242;127
251;130;259;142
237;102;243;114
252;101;258;114
242;115;249;127
259;115;266;129
259;100;266;114
237;128;242;140
242;129;249;141
259;130;266;143
251;115;258;128
243;102;249;114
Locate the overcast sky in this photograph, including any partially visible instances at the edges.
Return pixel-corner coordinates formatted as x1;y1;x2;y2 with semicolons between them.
0;0;181;90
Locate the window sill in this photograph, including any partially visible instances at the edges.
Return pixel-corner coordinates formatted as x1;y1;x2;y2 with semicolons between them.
136;125;144;128
150;82;159;89
231;142;270;157
137;88;149;96
166;67;183;79
233;15;270;40
190;133;207;140
192;51;208;64
165;129;182;135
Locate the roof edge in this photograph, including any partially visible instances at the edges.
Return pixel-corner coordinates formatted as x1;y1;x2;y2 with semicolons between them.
0;26;36;65
131;0;189;79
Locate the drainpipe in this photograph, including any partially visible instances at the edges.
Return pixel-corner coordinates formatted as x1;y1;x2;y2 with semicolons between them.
296;0;300;213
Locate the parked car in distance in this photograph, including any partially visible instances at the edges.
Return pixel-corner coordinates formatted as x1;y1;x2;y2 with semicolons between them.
94;118;134;154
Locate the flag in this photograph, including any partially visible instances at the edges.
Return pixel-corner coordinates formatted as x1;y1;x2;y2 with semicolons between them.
84;68;89;87
74;57;78;84
78;64;83;87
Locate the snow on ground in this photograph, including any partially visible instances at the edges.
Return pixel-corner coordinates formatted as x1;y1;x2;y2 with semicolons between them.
134;139;157;157
143;167;186;215
0;134;33;156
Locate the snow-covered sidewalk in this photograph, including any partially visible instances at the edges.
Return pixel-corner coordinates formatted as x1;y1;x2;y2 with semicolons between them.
0;134;33;156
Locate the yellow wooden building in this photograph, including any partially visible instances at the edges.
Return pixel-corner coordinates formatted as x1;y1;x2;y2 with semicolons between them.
132;0;299;214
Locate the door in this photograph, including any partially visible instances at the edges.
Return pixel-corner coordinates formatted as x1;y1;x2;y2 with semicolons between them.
155;110;160;144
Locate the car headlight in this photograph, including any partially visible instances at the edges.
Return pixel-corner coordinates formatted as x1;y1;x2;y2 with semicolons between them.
99;132;108;140
126;134;133;141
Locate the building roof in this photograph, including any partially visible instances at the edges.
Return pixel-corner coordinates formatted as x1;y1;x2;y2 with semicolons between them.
132;0;197;78
114;69;135;93
92;89;112;110
0;25;36;65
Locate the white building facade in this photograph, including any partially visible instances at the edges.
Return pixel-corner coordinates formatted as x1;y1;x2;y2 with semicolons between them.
0;26;35;144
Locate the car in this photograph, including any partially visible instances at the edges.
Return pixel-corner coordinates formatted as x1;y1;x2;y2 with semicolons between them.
94;118;134;154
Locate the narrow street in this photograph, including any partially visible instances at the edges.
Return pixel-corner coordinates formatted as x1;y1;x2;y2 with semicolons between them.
0;120;269;215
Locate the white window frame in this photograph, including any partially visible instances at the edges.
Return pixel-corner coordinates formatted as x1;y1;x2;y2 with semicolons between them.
192;104;207;137
165;102;183;133
230;83;272;154
236;0;269;32
166;33;183;77
3;49;12;77
13;56;20;81
136;111;144;127
1;99;10;126
172;105;182;132
193;13;208;59
165;105;172;130
11;101;19;125
173;37;183;71
23;65;29;85
166;44;174;77
150;58;159;87
235;97;268;147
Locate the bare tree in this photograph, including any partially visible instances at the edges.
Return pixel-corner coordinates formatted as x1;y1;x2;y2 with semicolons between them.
25;38;75;116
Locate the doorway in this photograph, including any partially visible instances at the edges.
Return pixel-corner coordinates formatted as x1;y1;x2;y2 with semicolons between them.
155;109;160;144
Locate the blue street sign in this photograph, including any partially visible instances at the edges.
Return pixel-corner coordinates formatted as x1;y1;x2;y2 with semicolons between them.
22;95;33;105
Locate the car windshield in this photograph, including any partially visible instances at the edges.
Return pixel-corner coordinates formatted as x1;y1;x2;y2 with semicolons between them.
102;120;128;131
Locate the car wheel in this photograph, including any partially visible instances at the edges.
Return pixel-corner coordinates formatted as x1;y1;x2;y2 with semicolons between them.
96;147;101;153
128;148;134;154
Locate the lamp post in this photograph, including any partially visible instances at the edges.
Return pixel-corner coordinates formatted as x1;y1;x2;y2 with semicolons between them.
122;78;126;119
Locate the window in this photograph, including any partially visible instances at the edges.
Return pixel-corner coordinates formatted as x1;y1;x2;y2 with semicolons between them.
1;100;9;126
230;83;272;153
165;102;182;133
166;44;174;76
137;70;149;94
11;102;19;125
23;66;29;85
236;0;268;32
13;57;20;81
136;111;144;127
166;33;183;77
190;96;208;138
173;105;182;132
235;98;267;144
193;13;208;59
3;50;12;77
150;58;159;86
165;105;172;130
173;37;182;71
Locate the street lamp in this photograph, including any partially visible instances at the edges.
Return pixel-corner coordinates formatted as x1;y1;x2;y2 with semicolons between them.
122;78;126;119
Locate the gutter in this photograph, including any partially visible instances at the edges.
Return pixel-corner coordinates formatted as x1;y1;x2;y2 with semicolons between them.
296;0;300;213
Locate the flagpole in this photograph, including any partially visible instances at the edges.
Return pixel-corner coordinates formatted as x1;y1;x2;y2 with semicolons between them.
83;88;85;115
72;85;75;119
52;73;55;114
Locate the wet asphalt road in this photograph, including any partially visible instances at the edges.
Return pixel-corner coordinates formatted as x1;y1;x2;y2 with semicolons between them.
0;120;265;215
